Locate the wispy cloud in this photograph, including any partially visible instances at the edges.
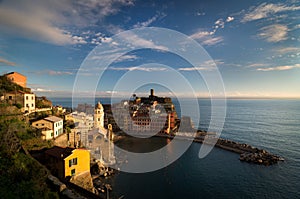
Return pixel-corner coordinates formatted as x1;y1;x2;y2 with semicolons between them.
246;63;269;68
178;67;210;71
190;15;234;46
33;70;74;76
109;66;168;72
114;54;139;62
178;60;223;71
215;19;225;29
0;58;16;66
190;31;223;46
202;37;223;46
120;31;169;51
257;64;300;71
241;3;300;22
275;47;300;54
190;31;213;39
133;12;166;28
47;70;73;75
258;24;289;42
0;0;135;45
31;88;52;92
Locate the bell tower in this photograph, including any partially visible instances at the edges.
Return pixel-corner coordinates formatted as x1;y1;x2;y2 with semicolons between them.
94;101;104;128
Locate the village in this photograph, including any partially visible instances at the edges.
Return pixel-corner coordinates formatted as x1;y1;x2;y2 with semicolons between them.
0;72;191;198
0;72;120;198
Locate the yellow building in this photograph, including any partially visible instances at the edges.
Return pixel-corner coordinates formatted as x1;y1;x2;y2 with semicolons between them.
45;146;90;179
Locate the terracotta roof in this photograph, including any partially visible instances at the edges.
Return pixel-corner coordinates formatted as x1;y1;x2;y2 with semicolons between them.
45;146;74;159
44;116;63;123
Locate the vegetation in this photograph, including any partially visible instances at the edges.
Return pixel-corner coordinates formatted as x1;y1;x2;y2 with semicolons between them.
0;114;57;198
36;96;52;108
0;76;62;198
0;75;27;95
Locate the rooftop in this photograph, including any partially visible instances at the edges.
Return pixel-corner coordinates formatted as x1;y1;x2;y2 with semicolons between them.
5;71;26;77
45;146;74;159
44;115;63;123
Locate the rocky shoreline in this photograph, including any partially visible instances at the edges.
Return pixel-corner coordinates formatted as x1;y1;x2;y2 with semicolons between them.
90;161;116;197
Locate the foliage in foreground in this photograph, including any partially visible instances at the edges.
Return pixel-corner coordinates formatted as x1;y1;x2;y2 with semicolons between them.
0;118;58;199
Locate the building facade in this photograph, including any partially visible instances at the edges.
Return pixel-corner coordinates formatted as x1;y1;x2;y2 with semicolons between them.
40;127;53;140
5;72;27;88
65;111;94;147
24;93;35;112
32;116;63;139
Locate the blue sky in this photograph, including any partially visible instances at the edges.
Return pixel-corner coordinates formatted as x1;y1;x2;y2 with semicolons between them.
0;0;300;98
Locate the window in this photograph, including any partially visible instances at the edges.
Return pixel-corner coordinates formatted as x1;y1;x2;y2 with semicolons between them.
26;104;29;107
42;123;44;126
8;96;12;100
69;158;78;167
51;132;53;137
36;124;38;126
71;169;75;176
32;96;34;100
32;104;34;107
26;96;28;100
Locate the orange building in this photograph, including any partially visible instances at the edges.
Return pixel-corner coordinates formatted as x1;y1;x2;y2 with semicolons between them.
5;72;27;87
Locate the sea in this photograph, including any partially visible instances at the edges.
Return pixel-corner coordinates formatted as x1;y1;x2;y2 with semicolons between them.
50;98;300;199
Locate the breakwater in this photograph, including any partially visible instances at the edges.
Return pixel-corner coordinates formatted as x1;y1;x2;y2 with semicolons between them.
194;136;284;166
115;130;284;166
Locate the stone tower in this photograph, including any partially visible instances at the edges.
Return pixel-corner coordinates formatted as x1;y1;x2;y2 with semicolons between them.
94;101;104;128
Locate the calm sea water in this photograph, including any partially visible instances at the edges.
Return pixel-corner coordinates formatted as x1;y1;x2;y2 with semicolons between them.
51;98;300;198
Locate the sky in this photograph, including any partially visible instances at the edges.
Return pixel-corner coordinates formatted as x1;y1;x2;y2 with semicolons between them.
0;0;300;98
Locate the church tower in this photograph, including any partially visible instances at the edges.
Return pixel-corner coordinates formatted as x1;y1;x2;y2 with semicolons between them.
94;101;104;128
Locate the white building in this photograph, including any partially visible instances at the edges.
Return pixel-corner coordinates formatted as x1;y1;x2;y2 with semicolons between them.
32;116;64;139
24;93;35;113
65;111;94;147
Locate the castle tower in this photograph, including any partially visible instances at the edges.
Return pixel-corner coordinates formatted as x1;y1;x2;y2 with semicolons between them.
94;101;104;128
